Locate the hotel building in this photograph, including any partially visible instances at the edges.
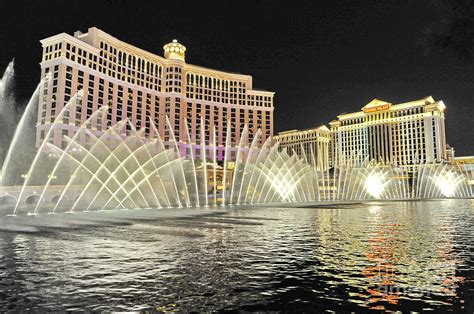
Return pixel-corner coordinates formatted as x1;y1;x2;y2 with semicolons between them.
37;27;274;160
454;156;474;186
273;126;331;171
329;97;448;168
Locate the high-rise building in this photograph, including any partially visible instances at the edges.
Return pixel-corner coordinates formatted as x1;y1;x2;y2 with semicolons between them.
37;27;274;160
273;126;330;171
329;96;449;168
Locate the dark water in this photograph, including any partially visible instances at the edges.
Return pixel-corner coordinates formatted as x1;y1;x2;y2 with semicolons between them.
0;200;473;312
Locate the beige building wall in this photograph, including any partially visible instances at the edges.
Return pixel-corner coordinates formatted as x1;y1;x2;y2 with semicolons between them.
454;156;474;185
329;97;448;169
37;27;274;161
273;125;331;171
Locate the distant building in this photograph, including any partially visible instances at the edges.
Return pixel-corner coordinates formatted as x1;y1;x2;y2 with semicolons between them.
273;125;330;171
454;156;474;186
329;97;449;169
446;145;455;163
37;27;274;160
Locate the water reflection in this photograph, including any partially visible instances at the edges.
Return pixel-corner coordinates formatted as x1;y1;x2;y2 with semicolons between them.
311;201;471;311
0;200;472;311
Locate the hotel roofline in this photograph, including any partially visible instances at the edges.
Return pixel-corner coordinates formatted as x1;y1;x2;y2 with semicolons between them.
334;96;445;121
36;26;275;157
39;27;277;95
275;125;330;136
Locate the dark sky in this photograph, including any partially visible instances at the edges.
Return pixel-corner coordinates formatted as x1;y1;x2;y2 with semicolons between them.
0;0;473;155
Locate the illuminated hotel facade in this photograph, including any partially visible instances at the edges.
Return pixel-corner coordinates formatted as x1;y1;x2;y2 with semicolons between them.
37;27;274;160
273;126;331;171
274;96;450;172
329;97;448;168
454;156;474;186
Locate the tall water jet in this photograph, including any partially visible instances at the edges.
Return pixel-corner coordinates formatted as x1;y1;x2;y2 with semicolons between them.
1;76;45;186
12;90;84;215
237;129;261;205
185;121;200;207
1;94;472;216
221;121;231;206
431;168;466;198
33;106;109;213
212;125;218;206
0;60;17;173
200;116;208;206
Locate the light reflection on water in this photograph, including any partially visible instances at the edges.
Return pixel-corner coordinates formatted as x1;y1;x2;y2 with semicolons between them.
0;199;473;312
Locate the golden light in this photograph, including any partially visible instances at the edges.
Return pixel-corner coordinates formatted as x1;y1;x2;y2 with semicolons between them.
163;40;186;61
432;171;461;197
365;173;387;199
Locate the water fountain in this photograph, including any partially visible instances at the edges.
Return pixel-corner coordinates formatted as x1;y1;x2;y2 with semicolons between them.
0;60;17;179
0;63;472;216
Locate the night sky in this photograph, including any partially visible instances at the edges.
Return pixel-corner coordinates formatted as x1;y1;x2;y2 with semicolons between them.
0;0;473;155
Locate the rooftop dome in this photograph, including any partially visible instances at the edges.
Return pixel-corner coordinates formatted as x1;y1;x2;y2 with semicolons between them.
163;39;186;61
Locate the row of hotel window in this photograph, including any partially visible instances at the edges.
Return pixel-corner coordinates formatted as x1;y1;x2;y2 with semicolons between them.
41;64;271;121
277;132;330;139
99;43;249;93
339;107;428;126
99;41;162;89
40;67;272;138
99;41;252;98
335;154;433;163
44;46;271;106
335;123;434;135
39;128;254;157
44;41;162;90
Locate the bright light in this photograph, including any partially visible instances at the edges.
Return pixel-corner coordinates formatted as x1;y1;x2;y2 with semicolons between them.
433;171;461;197
365;172;387;199
438;100;446;111
259;162;310;202
270;177;296;201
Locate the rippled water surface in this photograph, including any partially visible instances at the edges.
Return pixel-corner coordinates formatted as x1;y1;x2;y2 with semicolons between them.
0;200;473;312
